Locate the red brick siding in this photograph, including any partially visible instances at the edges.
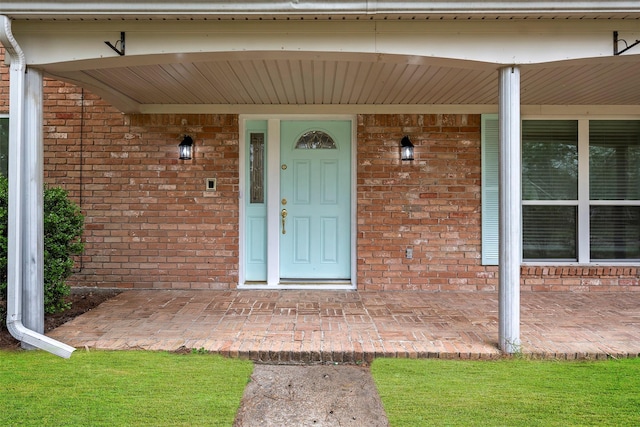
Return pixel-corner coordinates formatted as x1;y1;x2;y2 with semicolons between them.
0;50;8;111
1;47;637;292
522;267;640;292
41;81;239;289
357;114;497;291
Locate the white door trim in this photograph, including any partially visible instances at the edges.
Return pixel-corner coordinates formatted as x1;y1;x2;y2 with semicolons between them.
266;118;281;286
238;114;357;290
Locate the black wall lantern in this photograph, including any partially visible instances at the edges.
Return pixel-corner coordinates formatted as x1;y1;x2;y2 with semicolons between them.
179;136;194;160
401;136;414;161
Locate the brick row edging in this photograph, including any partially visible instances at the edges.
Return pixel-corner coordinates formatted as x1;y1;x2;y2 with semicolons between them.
521;266;640;290
211;350;639;363
522;266;639;278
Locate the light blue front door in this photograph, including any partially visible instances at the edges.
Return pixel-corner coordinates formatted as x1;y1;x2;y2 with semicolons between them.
279;120;351;281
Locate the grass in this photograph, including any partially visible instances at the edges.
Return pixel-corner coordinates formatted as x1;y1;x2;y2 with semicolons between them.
0;350;253;426
371;357;640;427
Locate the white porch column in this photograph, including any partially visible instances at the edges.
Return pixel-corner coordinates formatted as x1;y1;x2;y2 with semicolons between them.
2;14;74;357
22;68;45;342
498;66;522;354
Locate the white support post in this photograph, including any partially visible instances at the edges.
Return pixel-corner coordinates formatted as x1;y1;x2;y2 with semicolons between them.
22;68;45;343
498;66;522;354
2;14;75;357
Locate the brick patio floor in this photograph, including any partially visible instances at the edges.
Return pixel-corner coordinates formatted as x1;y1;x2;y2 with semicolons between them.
48;290;640;362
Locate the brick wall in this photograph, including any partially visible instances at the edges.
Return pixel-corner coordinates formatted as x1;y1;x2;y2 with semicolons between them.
356;114;497;291
0;50;8;111
522;267;639;292
41;80;239;289
1;47;637;292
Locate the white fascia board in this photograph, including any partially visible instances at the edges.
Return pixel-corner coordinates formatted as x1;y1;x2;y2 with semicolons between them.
11;20;640;67
2;1;640;19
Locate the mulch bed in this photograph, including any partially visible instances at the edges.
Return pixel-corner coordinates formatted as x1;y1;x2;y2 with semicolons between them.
0;288;120;350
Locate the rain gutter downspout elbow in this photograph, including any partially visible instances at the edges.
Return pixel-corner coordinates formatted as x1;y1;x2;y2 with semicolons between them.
0;15;75;359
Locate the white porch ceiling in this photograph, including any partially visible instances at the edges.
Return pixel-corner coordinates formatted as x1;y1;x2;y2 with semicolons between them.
77;57;499;106
47;53;640;113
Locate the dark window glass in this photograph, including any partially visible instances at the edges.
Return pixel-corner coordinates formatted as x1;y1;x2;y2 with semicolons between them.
523;205;577;260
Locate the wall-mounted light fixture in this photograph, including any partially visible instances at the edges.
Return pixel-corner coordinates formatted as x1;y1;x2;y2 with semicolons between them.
401;136;414;161
179;136;194;160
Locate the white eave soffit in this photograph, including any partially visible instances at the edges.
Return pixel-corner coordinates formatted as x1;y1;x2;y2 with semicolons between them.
3;1;640;20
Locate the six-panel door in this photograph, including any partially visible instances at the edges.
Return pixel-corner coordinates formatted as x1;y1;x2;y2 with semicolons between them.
279;120;351;281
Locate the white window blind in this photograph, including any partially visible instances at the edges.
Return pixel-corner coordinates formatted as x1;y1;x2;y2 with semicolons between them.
589;120;640;260
522;120;578;201
589;120;640;201
590;206;640;260
481;115;499;265
523;205;577;260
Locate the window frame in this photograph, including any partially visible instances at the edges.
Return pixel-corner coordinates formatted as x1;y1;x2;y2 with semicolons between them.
521;119;581;262
524;117;640;264
482;114;640;266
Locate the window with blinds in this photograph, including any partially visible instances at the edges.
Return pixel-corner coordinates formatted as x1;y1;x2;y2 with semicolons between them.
523;206;577;260
590;206;640;260
522;120;578;261
522;121;578;201
589;120;640;201
589;121;640;260
481;116;640;264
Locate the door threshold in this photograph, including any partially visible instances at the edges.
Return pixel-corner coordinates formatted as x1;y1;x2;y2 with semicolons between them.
280;279;351;285
239;280;355;290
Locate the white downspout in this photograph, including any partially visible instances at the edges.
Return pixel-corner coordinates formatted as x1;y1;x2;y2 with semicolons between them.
1;15;75;358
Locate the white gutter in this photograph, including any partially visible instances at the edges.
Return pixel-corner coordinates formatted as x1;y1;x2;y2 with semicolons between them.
1;1;640;18
0;15;75;359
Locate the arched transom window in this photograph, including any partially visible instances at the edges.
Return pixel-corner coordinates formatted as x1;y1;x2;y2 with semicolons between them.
295;130;337;149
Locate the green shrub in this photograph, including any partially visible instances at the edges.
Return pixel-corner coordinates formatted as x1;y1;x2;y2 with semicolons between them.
0;177;84;326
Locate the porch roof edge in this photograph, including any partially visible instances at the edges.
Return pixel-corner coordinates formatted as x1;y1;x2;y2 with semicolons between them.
3;1;640;20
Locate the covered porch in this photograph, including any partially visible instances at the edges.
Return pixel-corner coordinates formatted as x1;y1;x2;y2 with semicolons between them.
2;2;640;358
48;289;640;361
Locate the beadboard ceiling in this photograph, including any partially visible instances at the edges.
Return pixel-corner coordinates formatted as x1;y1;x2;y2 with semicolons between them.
56;53;640;112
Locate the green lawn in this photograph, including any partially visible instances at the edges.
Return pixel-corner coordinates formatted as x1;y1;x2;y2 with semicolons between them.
0;350;253;426
372;358;640;427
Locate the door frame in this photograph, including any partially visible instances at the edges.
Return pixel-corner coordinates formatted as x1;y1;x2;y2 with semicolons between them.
238;114;357;290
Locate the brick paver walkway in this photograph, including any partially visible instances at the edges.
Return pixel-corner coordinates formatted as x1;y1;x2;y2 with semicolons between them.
48;290;640;361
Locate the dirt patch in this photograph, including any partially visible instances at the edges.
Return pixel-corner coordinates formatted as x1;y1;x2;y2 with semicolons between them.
233;364;389;427
0;287;121;350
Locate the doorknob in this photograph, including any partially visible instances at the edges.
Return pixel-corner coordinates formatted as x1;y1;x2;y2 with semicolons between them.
281;209;288;234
